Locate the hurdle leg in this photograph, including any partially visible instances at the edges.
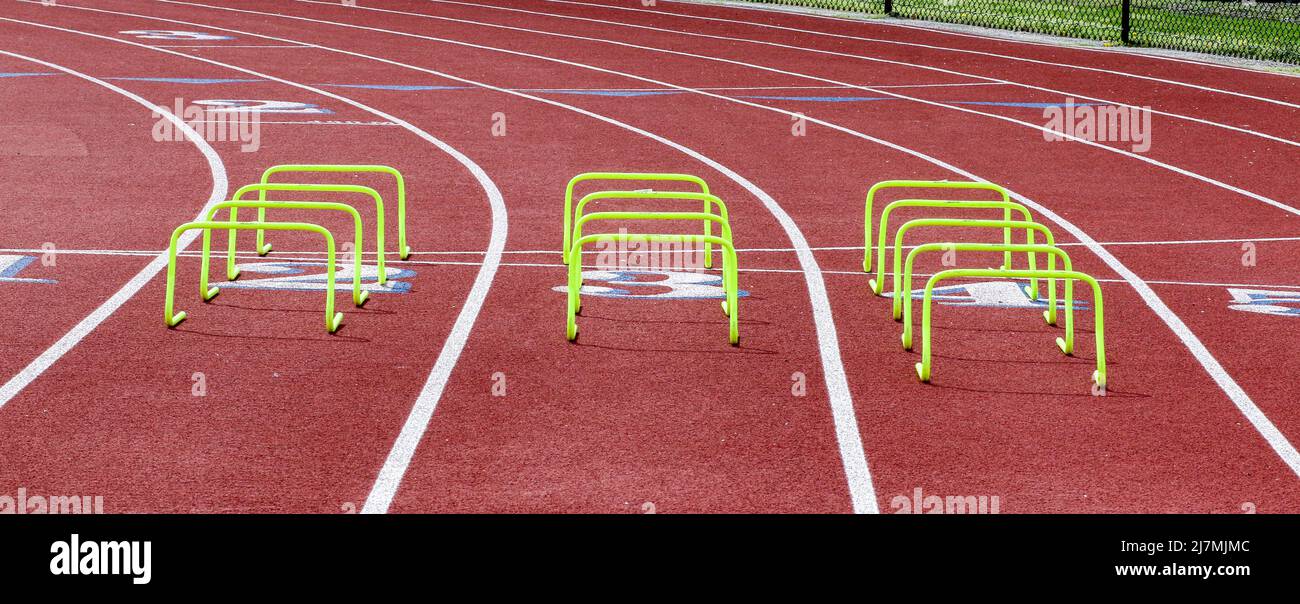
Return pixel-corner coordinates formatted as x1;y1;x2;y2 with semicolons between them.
1044;253;1058;326
199;228;220;302
891;236;906;320
350;221;369;308
164;227;188;328
1091;281;1107;388
703;197;713;270
902;270;916;351
917;285;935;382
324;235;343;333
225;207;241;281
1001;207;1013;270
255;207;272;255
1056;278;1076;355
375;212;388;285
254;186;272;256
397;178;411;260
726;246;739;346
1024;226;1039;301
567;248;581;341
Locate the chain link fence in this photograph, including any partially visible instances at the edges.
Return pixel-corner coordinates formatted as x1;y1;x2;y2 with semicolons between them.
741;1;1300;64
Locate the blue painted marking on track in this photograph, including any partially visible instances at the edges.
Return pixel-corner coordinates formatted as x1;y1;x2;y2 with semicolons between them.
0;256;57;284
217;262;415;294
322;83;468;91
738;95;1105;106
739;95;891;102
540;89;684;97
953;101;1105;108
106;77;265;84
18;73;1110;109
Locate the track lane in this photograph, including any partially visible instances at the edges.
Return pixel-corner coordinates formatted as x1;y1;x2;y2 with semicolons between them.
382;1;1300;498
28;0;880;513
417;0;1300;147
0;11;499;512
0;37;229;407
573;0;1300;104
335;0;1300;480
151;0;1300;510
0;52;218;381
321;0;1300;218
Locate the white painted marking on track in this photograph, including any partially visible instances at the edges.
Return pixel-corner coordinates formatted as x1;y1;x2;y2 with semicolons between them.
224;0;1300;479
1;12;511;513
10;234;1297;258
353;0;1300;217
104;0;1300;503
445;0;1298;147
138;0;881;513
149;44;312;48
18;247;1300;292
512;82;1007;92
0;47;228;412
585;0;1300;106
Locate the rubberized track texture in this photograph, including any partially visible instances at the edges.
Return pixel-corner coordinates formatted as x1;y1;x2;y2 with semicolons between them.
0;0;1298;514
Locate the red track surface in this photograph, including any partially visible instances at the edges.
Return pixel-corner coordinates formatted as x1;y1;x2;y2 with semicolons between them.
1;0;1298;513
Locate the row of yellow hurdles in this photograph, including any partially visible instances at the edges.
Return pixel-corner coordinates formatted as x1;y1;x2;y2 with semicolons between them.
163;164;410;334
562;172;741;345
563;173;1107;388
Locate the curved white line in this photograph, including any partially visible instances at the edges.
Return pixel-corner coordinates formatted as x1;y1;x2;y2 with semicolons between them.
158;0;1300;479
551;0;1300;109
0;48;228;411
97;0;886;512
666;0;1300;80
318;0;1300;218
427;0;1298;148
0;14;510;514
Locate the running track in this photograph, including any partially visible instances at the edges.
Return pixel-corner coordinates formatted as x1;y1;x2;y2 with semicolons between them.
1;0;1298;513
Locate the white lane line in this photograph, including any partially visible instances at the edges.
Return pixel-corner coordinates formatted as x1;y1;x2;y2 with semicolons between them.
3;10;510;513
248;0;1300;478
122;0;1300;497
138;0;881;513
348;0;1300;218
9;234;1298;258
21;247;1300;292
619;0;1300;107
0;46;228;411
667;0;1300;80
512;82;1007;91
426;0;1299;147
149;44;312;48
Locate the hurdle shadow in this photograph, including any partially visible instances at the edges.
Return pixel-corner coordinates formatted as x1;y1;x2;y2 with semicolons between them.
929;324;1096;336
169;325;371;344
207;300;399;317
903;350;1141;398
575;309;771;328
171;301;378;342
572;341;779;356
569;310;776;355
927;381;1148;399
927;351;1095;366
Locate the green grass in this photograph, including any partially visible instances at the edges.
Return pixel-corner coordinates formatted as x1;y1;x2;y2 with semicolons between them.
743;0;1300;64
